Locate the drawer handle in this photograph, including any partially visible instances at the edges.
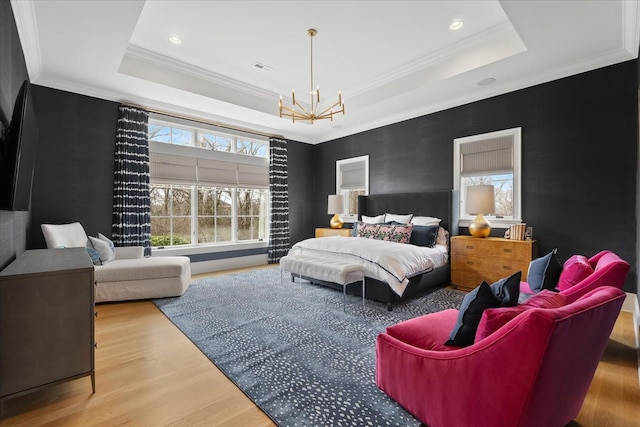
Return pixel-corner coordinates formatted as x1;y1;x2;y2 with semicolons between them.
466;261;474;265
503;249;512;253
465;245;475;249
503;265;513;270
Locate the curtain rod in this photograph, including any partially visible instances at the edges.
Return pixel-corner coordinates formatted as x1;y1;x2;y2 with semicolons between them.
123;103;282;140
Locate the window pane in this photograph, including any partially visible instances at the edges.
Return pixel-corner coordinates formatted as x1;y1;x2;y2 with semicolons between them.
171;217;192;245
216;217;232;242
198;188;215;215
171;128;193;146
464;174;513;217
238;216;252;240
151;217;170;246
216;189;232;215
171;187;192;216
197;133;233;152
149;125;171;143
150;186;170;216
237;189;252;216
237;140;267;157
197;217;215;243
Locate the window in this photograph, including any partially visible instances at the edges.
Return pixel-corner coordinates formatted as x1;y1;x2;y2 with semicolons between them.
148;115;269;248
454;127;521;226
336;155;369;222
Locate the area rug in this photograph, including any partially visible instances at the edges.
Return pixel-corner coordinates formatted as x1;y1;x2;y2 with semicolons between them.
153;267;465;427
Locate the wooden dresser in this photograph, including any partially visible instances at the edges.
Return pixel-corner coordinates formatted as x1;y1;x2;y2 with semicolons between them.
0;248;95;404
451;236;538;291
315;228;352;238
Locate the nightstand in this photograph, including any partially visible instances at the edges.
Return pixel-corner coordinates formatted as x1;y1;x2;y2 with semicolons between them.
315;228;352;238
451;236;538;291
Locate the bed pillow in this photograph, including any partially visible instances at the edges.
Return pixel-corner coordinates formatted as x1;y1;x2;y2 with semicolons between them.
410;216;442;226
409;224;439;247
445;281;500;347
475;290;567;342
557;255;593;292
527;248;563;291
436;227;449;246
385;213;413;224
361;214;386;224
357;223;413;244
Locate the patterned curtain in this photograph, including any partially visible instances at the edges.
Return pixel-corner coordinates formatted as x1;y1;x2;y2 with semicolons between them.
268;137;290;263
112;105;151;256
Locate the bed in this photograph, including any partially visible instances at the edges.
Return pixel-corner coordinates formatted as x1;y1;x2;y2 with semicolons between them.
289;190;458;310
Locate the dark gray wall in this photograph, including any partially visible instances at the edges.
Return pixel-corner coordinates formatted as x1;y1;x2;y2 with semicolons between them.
312;61;638;295
0;0;30;269
287;139;315;245
29;86;119;248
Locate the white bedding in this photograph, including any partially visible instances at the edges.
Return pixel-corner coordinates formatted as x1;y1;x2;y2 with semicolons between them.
287;236;448;296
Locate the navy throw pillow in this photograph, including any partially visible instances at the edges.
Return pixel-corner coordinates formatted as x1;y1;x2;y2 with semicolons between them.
527;248;563;291
409;224;439;247
446;281;500;347
489;271;522;307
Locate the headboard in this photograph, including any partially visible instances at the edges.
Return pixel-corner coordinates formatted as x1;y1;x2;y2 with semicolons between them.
357;190;459;236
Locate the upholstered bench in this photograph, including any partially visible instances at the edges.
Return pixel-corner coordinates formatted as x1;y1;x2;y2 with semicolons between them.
280;254;365;310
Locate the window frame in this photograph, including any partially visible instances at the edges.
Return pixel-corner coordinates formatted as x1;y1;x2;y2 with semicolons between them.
148;115;270;249
453;127;522;228
336;155;369;222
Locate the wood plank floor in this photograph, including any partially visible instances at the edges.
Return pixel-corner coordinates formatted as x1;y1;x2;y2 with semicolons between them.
1;267;638;426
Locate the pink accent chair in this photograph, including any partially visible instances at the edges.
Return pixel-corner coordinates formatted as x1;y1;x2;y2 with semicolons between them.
520;250;629;303
375;286;625;427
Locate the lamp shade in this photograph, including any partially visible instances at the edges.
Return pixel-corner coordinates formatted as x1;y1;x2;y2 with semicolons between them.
327;194;345;214
466;185;495;215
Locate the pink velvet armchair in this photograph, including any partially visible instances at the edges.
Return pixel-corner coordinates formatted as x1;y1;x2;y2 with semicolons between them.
375;286;626;427
520;250;629;303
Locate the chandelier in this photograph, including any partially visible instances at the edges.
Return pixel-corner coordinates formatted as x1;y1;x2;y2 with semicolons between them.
279;29;345;123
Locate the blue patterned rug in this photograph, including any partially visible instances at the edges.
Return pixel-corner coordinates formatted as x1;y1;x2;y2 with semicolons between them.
153;267;465;427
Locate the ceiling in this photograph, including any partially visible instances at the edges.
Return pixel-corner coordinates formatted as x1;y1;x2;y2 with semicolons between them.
11;0;640;144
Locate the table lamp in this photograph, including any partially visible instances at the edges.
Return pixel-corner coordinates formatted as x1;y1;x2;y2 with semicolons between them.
327;194;345;229
466;185;495;238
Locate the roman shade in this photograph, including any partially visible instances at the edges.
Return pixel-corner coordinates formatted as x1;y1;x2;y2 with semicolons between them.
460;135;514;176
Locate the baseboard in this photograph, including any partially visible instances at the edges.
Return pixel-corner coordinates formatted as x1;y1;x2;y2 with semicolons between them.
190;254;268;275
625;292;640;385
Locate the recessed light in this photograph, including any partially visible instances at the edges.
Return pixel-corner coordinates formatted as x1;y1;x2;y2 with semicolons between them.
168;36;182;45
449;20;463;31
477;77;496;86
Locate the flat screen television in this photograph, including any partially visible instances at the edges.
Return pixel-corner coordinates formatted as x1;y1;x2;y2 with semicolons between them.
0;80;38;211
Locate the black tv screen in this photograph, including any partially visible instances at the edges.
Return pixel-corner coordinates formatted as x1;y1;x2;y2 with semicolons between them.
0;80;38;211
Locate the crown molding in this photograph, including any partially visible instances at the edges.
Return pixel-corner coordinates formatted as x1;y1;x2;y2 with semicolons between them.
10;0;42;81
348;21;522;99
623;0;640;57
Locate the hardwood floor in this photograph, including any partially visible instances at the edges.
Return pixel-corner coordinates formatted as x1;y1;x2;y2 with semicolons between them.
1;267;638;426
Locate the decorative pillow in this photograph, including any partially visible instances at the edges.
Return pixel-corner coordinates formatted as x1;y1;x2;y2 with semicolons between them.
527;248;563;291
409;224;439;247
489;271;521;307
385;213;413;224
89;236;115;263
557;255;593;292
475;290;567;342
410;216;442;226
356;223;413;244
98;232;115;253
445;281;500;347
436;227;449;246
41;222;88;248
361;214;386;224
86;247;102;265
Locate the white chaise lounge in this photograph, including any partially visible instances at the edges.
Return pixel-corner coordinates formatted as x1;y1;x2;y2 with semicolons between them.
41;222;191;303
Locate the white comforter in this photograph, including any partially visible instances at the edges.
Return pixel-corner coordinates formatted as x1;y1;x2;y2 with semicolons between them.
288;236;448;296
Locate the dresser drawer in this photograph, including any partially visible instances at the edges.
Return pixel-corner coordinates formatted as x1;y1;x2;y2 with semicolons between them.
452;238;534;261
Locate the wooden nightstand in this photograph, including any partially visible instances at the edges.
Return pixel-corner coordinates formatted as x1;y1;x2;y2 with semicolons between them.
315;228;353;238
451;236;538;291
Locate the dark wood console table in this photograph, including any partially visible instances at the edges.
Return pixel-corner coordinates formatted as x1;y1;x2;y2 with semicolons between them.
0;248;95;407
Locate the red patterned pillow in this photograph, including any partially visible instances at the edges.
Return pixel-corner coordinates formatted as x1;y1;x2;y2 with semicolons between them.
557;255;593;292
474;290;566;342
356;223;413;244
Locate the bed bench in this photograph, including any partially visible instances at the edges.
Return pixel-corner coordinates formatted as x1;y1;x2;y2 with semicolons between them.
280;254;365;311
